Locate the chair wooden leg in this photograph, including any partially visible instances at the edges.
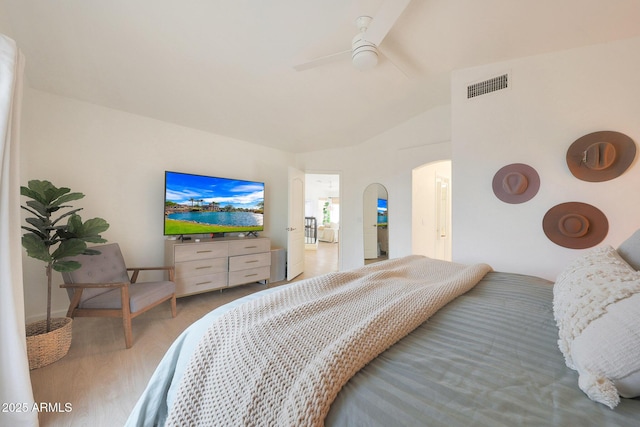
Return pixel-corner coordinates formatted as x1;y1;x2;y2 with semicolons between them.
66;289;83;318
123;314;133;349
121;285;133;349
170;295;177;318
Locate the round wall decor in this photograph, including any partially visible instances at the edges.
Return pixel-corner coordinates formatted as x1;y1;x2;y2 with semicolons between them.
492;163;540;204
566;131;636;182
542;202;608;249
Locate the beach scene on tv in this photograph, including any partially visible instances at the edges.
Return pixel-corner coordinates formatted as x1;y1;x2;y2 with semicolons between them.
377;198;388;226
164;172;264;235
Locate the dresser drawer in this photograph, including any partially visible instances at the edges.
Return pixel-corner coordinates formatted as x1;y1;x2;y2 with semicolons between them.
228;238;270;256
174;242;228;263
175;257;228;278
228;266;270;287
176;272;228;296
229;252;271;272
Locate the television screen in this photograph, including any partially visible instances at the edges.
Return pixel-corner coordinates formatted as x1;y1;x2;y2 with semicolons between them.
164;171;264;236
377;198;388;226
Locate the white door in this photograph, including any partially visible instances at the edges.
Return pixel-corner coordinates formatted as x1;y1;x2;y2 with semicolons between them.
434;174;451;261
287;167;305;280
363;184;378;259
412;160;452;261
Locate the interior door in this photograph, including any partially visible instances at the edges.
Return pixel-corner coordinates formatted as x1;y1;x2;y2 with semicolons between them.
287;167;305;280
363;184;378;259
435;174;451;261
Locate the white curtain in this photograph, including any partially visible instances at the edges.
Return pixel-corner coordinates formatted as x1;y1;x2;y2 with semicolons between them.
0;35;38;426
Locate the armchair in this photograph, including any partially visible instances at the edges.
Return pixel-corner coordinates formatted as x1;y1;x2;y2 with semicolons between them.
60;243;177;348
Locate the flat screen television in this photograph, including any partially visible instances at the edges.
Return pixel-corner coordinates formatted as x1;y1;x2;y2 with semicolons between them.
377;198;388;226
164;171;264;236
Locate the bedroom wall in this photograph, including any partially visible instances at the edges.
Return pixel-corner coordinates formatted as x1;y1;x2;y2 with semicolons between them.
296;105;452;271
451;36;640;280
20;88;294;322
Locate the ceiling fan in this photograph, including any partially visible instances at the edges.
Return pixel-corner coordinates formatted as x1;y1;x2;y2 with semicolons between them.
293;0;413;73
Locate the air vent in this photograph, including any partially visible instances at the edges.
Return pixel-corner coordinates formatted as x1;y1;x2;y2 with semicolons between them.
467;74;509;99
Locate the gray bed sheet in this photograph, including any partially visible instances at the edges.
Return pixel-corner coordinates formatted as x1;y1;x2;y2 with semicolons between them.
127;270;640;426
326;271;640;426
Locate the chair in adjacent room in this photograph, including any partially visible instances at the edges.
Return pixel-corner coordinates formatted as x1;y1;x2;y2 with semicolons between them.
60;243;177;348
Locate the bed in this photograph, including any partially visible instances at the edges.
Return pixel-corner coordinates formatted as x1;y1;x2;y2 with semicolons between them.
317;223;339;243
125;243;640;426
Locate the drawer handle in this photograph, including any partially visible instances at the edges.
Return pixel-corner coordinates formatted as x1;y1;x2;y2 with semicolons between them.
244;246;258;249
245;260;259;264
196;250;213;254
196;266;212;270
195;281;212;286
244;273;258;278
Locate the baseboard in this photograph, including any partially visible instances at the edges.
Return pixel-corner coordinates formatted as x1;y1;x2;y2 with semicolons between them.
26;308;68;325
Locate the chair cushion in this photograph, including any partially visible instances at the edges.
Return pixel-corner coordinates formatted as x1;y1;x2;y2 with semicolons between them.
79;280;176;313
62;243;130;302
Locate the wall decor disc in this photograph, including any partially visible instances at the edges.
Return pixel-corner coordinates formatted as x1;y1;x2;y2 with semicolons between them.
492;163;540;204
566;131;636;182
542;202;608;249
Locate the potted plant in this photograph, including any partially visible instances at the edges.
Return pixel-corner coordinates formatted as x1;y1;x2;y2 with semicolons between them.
322;201;331;225
21;179;109;369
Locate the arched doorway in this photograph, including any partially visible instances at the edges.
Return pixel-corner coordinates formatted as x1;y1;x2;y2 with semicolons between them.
363;183;388;263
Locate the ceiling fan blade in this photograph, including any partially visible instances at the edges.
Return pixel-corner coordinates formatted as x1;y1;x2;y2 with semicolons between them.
362;0;413;46
293;50;351;71
378;45;419;79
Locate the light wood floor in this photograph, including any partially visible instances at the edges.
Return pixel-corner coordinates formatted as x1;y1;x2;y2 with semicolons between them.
29;242;338;427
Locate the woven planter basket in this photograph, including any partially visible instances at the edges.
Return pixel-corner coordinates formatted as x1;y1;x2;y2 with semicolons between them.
26;317;73;370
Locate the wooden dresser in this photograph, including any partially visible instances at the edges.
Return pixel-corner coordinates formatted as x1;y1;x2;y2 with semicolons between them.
164;237;271;297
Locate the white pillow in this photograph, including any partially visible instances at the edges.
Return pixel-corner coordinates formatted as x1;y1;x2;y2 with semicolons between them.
617;228;640;270
553;245;640;408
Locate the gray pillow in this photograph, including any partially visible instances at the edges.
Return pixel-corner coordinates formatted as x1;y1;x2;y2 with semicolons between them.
617;229;640;270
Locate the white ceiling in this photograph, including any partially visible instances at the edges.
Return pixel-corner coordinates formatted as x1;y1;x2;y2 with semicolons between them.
3;0;640;153
306;173;340;199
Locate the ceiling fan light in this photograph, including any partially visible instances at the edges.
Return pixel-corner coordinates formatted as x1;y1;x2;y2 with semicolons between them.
352;49;378;71
352;35;378;71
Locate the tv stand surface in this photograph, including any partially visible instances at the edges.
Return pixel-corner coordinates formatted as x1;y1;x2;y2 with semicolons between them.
164;236;271;297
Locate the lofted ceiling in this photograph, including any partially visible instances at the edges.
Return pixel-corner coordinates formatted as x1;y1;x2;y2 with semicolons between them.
2;0;640;153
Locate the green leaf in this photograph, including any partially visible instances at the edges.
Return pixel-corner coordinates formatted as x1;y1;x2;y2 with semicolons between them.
79;217;110;237
25;199;48;217
50;192;84;208
21;181;49;204
24;217;48;234
50;207;83;226
45;186;71;203
22;234;52;262
66;215;109;239
21;226;48;241
51;239;87;260
22;180;61;204
83;236;108;244
53;260;81;272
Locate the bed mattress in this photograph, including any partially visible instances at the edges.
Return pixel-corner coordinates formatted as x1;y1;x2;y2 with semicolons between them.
126;270;640;426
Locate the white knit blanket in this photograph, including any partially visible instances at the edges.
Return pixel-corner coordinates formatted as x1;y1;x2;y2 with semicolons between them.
166;255;492;426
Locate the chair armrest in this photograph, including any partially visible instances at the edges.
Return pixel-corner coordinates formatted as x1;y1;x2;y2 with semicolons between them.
126;266;175;283
60;282;128;289
60;282;130;317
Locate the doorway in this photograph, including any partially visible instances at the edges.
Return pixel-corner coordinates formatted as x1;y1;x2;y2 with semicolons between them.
304;173;340;275
363;183;389;264
412;160;452;261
